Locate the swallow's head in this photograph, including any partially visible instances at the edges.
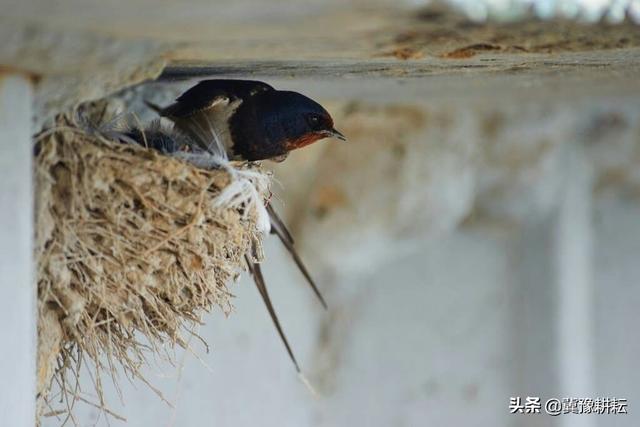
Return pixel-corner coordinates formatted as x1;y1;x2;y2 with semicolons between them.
232;90;346;161
267;91;346;150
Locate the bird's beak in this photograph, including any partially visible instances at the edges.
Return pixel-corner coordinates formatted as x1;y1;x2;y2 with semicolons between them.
325;128;347;142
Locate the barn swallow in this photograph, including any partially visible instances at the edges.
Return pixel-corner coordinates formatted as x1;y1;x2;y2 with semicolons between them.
138;79;344;372
147;79;346;162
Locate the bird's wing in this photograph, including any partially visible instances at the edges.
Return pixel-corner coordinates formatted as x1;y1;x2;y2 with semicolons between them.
245;253;301;372
165;80;274;118
266;204;328;309
173;97;240;158
157;80;275;158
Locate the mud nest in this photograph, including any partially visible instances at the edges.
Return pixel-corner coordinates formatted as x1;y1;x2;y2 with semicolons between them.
35;119;269;422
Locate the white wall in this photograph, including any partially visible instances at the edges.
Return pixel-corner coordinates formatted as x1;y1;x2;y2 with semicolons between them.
0;75;35;427
37;74;640;427
40;194;640;427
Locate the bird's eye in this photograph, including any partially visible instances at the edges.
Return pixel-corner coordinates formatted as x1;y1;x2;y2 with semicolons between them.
306;114;322;129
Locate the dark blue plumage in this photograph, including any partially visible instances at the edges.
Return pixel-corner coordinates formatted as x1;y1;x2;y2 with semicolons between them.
150;79;345;162
230;89;341;161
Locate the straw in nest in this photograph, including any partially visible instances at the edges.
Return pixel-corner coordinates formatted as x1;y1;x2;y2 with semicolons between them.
34;119;270;423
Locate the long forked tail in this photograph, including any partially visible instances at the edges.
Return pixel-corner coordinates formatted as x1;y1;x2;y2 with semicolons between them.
266;204;328;310
245;253;301;373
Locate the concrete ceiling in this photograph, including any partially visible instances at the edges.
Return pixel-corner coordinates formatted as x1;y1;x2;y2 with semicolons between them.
1;1;639;123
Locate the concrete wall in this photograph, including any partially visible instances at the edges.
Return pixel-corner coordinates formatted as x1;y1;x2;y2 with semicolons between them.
41;198;640;427
0;75;35;427
2;1;638;426
41;78;640;426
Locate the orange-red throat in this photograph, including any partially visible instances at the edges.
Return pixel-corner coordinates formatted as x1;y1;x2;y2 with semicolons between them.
286;129;347;151
286;132;326;150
